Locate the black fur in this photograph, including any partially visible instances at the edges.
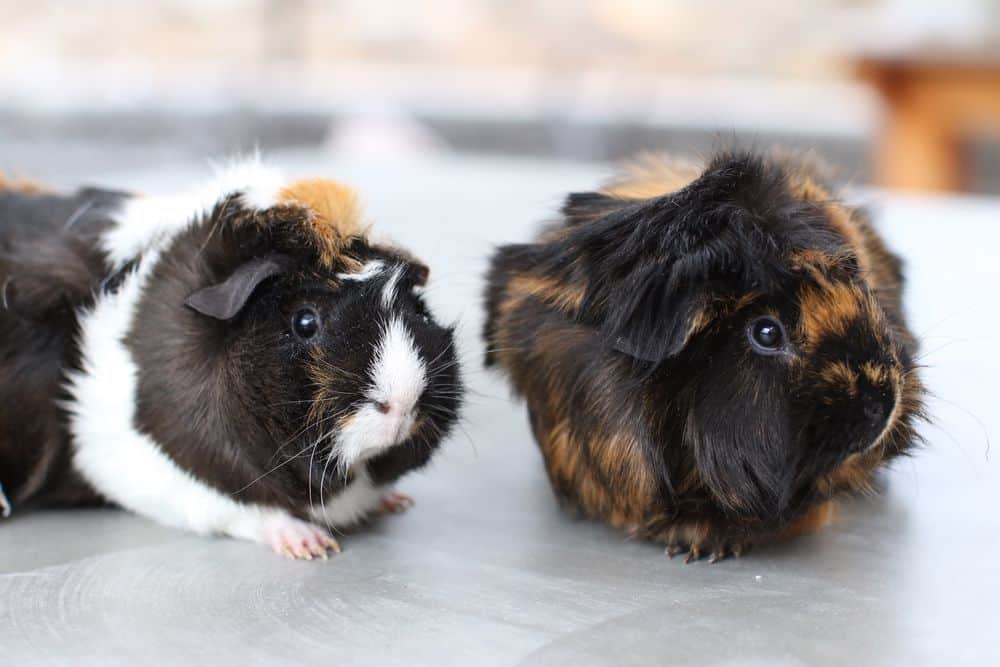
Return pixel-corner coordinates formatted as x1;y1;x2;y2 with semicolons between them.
543;155;849;362
1;187;462;523
0;186;125;509
126;200;462;515
484;151;924;554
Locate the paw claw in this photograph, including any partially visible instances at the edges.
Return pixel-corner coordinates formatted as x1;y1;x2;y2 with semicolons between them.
379;491;414;515
264;517;340;560
662;525;750;565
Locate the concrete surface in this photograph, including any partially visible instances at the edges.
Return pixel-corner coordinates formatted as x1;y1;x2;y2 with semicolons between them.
1;150;998;665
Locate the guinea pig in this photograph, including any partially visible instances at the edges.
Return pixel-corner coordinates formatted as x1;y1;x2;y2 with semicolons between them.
0;160;462;558
484;151;924;562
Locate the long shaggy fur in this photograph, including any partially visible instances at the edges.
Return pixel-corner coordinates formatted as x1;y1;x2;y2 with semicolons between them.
484;151;924;560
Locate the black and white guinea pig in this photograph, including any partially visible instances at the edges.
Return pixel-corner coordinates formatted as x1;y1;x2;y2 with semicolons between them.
484;151;924;562
0;161;462;558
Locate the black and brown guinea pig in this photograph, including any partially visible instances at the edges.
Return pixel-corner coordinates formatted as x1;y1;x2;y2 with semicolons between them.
0;161;462;559
484;151;924;562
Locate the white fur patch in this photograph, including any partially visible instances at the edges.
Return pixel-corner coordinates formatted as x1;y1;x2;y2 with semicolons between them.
65;248;290;542
65;157;308;546
309;467;385;527
370;318;426;409
337;259;385;282
100;156;285;268
210;155;283;211
332;318;426;469
381;266;403;308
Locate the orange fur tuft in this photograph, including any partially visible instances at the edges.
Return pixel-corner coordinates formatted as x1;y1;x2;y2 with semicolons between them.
602;153;701;200
277;178;365;266
780;501;836;540
0;174;46;195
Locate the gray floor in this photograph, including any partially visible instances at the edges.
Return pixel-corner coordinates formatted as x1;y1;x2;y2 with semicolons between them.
1;151;998;665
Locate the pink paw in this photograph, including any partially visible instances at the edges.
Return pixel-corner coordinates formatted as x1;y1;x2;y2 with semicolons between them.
263;517;340;560
379;491;415;515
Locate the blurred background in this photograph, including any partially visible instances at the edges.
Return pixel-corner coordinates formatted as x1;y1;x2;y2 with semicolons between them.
3;5;1000;663
0;0;997;192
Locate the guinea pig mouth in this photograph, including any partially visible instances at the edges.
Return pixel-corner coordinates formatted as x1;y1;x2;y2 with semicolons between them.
330;403;419;471
833;383;902;457
865;388;902;453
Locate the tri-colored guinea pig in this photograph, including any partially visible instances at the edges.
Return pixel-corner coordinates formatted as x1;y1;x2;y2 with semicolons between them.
0;162;462;558
484;151;923;561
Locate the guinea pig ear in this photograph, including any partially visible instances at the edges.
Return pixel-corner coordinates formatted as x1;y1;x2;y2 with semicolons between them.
561;191;625;226
572;153;789;362
603;274;710;362
184;255;287;320
408;261;429;287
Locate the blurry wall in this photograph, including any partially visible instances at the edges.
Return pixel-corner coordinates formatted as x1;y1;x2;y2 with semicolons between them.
0;0;997;192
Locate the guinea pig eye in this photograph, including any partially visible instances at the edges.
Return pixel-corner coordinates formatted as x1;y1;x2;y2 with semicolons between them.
292;308;320;339
748;316;786;354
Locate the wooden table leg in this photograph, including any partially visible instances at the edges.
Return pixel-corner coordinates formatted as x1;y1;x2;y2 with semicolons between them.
874;92;966;192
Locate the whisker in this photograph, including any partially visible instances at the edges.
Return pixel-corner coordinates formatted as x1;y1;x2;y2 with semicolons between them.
317;431;340;527
234;438;317;495
926;391;991;461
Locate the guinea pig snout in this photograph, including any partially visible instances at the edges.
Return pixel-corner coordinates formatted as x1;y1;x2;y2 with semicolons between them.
365;317;427;440
371;397;418;430
852;380;899;452
861;391;888;424
370;397;419;442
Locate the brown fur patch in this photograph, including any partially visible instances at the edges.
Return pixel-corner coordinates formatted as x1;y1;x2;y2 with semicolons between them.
276;179;366;267
493;282;657;530
819;362;858;397
780;501;836;539
0;174;47;195
507;275;585;314
602;153;701;200
785;172;874;277
788;248;841;275
531;368;657;530
798;282;863;344
817;452;880;496
305;344;354;428
862;361;895;387
823;202;873;275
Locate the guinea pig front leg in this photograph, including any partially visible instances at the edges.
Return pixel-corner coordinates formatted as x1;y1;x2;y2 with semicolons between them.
377;491;414;514
659;518;754;564
226;510;341;560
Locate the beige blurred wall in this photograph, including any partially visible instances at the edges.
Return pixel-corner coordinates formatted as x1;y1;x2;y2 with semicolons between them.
0;0;955;78
1;1;998;192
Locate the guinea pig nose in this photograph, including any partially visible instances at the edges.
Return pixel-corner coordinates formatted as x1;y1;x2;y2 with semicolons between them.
374;400;391;414
862;393;887;423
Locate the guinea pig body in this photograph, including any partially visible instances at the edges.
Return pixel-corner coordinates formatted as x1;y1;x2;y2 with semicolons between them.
484;151;923;561
0;161;462;558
